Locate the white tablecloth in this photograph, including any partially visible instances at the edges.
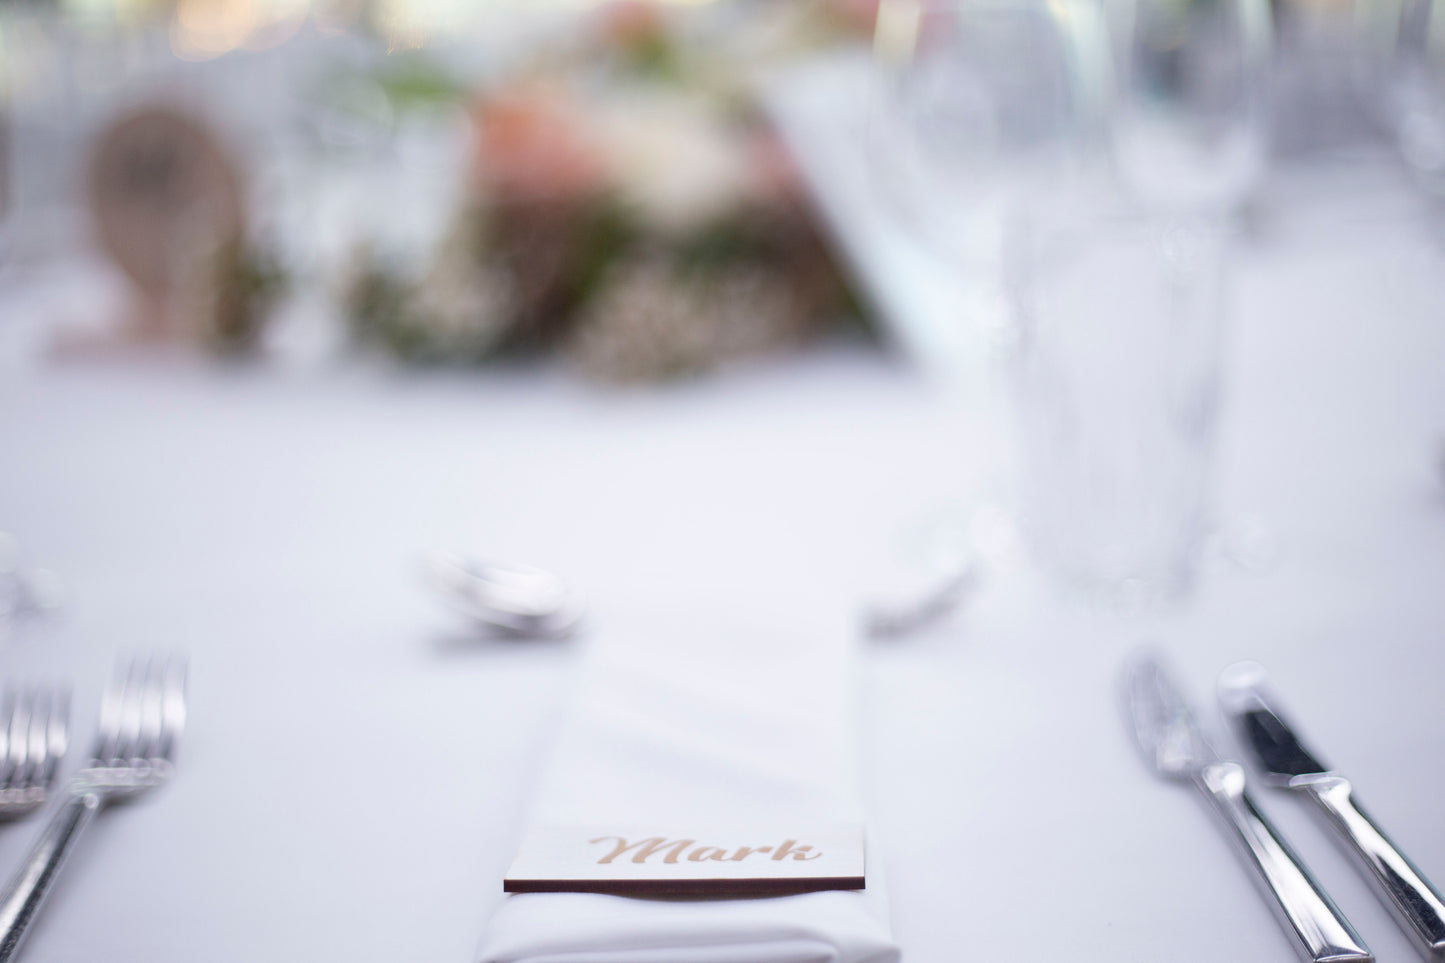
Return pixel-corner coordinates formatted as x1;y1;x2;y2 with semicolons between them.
0;163;1442;962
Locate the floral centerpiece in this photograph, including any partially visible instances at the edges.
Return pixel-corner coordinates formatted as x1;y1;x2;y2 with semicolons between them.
346;1;873;381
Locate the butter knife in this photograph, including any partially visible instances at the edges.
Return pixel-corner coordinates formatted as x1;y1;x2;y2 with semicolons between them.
1220;662;1445;958
1126;654;1372;962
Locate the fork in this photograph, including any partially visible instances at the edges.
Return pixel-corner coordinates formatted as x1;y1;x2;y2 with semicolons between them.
0;687;69;820
0;657;186;962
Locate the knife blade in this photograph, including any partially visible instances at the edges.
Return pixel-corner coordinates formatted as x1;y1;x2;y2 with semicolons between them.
1125;653;1371;962
1220;661;1445;958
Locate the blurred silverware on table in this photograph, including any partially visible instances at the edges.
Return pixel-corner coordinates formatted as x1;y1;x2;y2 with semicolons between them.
1220;661;1445;958
861;503;1019;641
0;656;186;962
424;552;583;640
0;686;69;820
863;560;980;641
1125;653;1372;963
0;534;62;636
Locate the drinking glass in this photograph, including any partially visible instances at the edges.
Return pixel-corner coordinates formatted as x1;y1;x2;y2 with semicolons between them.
1379;0;1445;195
1108;0;1272;214
1009;210;1226;604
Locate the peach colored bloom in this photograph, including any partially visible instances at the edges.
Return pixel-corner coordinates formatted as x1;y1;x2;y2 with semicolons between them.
471;89;606;202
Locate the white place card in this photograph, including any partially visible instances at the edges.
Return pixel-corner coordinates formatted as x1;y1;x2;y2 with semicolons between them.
503;825;866;897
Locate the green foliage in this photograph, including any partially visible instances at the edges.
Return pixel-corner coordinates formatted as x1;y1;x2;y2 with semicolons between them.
205;239;288;357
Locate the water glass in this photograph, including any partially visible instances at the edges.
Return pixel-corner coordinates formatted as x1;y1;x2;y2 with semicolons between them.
1009;212;1225;603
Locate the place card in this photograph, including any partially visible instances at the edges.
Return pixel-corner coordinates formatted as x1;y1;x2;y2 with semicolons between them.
503;825;866;897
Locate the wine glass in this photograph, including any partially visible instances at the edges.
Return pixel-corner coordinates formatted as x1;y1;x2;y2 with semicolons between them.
871;0;1106;267
1107;0;1273;216
860;0;1109;629
1378;0;1445;197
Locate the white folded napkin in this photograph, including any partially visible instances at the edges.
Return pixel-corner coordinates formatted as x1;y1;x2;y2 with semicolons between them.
477;603;899;963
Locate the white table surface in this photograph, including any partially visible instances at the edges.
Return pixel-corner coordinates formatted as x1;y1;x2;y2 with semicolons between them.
1;165;1443;963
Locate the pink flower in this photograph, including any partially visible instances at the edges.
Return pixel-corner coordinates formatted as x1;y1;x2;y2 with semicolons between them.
471;88;607;202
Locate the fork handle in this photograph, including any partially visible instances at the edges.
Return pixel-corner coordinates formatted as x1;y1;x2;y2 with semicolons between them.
0;792;101;962
1195;762;1372;962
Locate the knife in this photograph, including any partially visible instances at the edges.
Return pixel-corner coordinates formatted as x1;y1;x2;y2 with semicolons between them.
1220;661;1445;958
1125;653;1372;962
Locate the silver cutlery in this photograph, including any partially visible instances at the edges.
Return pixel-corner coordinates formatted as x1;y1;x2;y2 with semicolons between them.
0;534;61;635
1125;653;1371;962
0;687;69;820
0;656;186;962
424;552;583;639
863;560;981;641
1221;661;1445;958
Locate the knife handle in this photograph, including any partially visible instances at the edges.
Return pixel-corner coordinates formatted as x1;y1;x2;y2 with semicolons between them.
1297;774;1445;958
1196;762;1373;963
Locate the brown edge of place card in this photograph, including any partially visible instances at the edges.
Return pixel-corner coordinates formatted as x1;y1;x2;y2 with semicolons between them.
504;876;867;897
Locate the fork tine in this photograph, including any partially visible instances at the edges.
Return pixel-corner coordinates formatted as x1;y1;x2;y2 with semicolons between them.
5;691;29;789
0;689;12;788
115;659;148;763
21;690;49;790
91;661;132;764
156;657;187;764
134;660;166;762
34;689;67;790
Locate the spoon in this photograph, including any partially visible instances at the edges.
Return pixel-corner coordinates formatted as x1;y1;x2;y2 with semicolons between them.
863;559;981;640
424;552;583;639
0;533;61;631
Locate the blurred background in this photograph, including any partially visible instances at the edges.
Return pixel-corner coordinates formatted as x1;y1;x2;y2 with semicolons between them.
0;0;1435;380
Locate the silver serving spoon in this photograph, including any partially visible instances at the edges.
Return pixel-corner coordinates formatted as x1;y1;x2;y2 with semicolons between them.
424;552;583;639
